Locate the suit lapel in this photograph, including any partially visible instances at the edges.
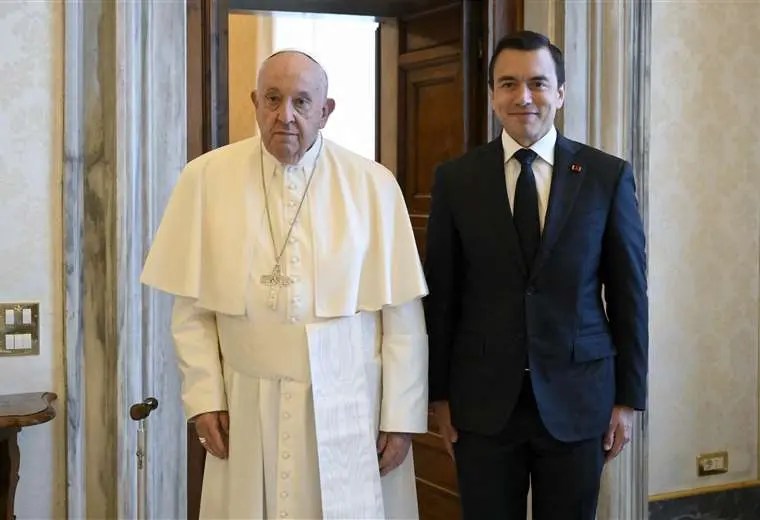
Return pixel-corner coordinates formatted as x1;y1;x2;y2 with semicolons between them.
479;138;527;276
529;134;583;278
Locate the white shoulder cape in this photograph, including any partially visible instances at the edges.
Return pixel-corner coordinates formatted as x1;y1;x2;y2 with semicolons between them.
140;137;428;316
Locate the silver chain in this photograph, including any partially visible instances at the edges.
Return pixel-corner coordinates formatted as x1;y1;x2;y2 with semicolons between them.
260;135;324;266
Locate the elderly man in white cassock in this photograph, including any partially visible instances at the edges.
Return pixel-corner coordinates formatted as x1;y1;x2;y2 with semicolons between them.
141;50;428;519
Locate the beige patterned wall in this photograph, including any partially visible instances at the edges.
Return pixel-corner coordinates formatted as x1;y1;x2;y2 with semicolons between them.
649;1;760;495
0;1;65;517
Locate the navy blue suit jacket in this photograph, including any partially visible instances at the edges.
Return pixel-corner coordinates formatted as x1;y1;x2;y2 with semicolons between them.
424;134;648;442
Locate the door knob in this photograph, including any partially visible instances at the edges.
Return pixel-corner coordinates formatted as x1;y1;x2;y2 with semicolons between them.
130;397;159;421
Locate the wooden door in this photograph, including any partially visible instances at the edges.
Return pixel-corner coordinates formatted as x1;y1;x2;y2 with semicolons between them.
396;2;482;259
185;2;521;519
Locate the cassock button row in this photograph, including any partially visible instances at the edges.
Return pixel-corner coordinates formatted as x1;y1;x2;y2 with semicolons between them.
283;412;291;419
281;471;289;479
280;491;288;499
282;451;290;459
288;200;296;208
289;317;298;323
288;183;296;191
291;256;300;264
288;236;296;244
282;432;290;440
280;512;288;518
284;393;292;400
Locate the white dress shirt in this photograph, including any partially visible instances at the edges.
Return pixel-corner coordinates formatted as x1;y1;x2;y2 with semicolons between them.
501;126;557;233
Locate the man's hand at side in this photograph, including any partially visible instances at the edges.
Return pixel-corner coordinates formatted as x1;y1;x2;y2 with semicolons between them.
431;400;458;459
604;405;634;462
377;431;413;476
193;411;230;459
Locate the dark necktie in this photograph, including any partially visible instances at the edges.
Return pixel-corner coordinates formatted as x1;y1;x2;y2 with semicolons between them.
513;148;540;269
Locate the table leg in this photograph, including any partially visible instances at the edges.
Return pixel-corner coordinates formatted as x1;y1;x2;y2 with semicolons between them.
0;427;20;520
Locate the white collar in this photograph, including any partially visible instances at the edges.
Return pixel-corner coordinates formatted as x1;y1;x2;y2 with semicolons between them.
260;133;323;173
501;126;557;166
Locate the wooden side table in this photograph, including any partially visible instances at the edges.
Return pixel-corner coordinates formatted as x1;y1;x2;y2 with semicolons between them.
0;393;57;520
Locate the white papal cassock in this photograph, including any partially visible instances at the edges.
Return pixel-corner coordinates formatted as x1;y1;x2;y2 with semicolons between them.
141;135;429;519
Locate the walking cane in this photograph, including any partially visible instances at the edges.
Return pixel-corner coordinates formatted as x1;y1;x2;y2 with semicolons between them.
130;397;159;520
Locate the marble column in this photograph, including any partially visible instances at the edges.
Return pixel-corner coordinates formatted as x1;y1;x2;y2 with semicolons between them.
63;1;187;518
62;2;86;517
523;1;651;519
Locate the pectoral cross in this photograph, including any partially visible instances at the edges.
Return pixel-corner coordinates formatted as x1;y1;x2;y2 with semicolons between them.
260;263;293;309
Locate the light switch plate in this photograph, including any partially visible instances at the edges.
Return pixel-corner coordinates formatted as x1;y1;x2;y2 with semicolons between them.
697;451;729;476
0;302;39;356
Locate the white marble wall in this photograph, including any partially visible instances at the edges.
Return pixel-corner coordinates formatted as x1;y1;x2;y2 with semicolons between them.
0;2;65;518
135;2;188;516
63;1;187;517
649;1;760;495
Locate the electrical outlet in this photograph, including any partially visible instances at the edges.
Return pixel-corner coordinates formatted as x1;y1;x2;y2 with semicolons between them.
0;302;39;357
697;451;728;476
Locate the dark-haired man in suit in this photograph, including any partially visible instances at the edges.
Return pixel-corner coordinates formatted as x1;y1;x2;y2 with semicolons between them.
424;30;648;519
